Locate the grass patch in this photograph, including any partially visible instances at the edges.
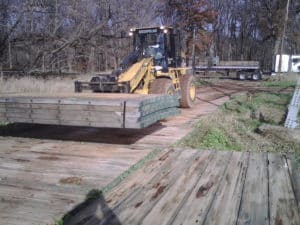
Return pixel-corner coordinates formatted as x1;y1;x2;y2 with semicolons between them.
0;121;8;126
179;89;300;169
261;78;297;89
201;128;236;150
182;120;241;151
0;74;92;94
53;219;63;225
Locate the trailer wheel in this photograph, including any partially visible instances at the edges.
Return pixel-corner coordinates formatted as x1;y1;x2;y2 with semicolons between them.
251;72;262;81
251;73;259;81
237;72;246;80
149;78;175;95
179;75;196;108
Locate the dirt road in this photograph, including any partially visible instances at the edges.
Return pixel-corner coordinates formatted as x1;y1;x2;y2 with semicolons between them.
0;80;260;225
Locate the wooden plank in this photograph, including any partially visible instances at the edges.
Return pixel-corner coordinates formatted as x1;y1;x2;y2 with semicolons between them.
0;93;179;110
5;117;30;123
3;103;125;112
5;110;122;121
0;159;125;183
60;104;127;112
6;113;31;119
0;93;158;106
6;107;34;114
6;108;58;115
268;153;300;225
3;110;179;129
1;143;149;160
0;92;157;100
58;112;122;123
2;96;124;106
8;112;59;121
202;152;249;225
0;104;6;112
4;104;139;116
61;148;186;225
0;112;6;118
10;113;59;120
237;152;269;225
0;135;156;225
104;149;184;205
0;183;84;204
0;93;180;128
170;151;233;225
50;119;122;128
3;117;123;128
6;103;57;109
0;189;80;225
141;150;221;225
285;155;300;203
0;171;78;196
100;149;200;225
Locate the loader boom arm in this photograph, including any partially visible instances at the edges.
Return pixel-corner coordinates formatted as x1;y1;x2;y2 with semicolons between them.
118;57;154;94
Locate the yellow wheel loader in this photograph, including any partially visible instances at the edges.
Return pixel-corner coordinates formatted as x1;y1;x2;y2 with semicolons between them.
0;27;196;129
75;26;196;108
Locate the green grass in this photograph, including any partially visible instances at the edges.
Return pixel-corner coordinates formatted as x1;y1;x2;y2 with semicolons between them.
0;121;8;126
53;219;63;225
223;92;291;113
261;79;297;89
239;118;263;131
181;123;241;151
179;90;300;169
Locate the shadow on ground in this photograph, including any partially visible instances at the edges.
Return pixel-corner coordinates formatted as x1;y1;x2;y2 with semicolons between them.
62;190;121;225
0;123;165;145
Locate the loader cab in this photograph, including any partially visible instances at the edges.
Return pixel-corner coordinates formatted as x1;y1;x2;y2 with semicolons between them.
129;26;182;70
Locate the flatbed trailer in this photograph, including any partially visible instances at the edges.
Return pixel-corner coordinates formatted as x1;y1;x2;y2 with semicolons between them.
194;61;262;80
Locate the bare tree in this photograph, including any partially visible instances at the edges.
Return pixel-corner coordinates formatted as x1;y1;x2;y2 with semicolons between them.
0;0;298;73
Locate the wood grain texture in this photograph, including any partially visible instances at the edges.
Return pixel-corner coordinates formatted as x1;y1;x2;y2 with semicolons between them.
171;151;233;225
0;93;179;128
237;153;269;225
268;153;300;225
201;152;249;225
91;150;299;225
0;139;155;225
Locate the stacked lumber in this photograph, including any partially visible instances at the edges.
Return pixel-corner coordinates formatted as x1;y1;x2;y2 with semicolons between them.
0;93;179;129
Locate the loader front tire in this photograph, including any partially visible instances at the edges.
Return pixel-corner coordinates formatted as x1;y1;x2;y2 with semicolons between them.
180;75;196;108
149;78;175;95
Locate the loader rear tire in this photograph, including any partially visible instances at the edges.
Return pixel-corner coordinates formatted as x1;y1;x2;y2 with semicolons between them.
180;75;196;108
149;78;175;95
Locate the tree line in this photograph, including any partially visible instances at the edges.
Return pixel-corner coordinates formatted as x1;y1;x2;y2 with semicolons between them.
0;0;299;74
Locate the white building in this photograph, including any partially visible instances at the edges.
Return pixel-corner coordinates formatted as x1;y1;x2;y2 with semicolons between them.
274;54;300;73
